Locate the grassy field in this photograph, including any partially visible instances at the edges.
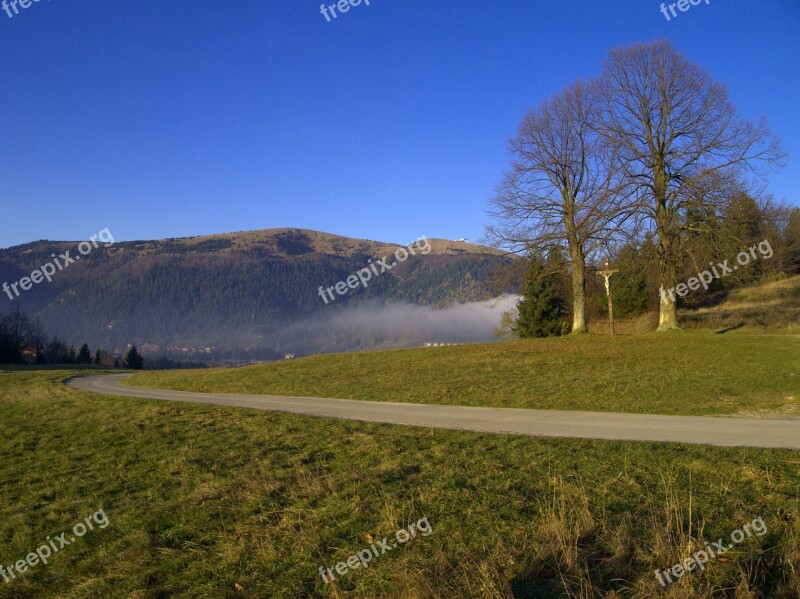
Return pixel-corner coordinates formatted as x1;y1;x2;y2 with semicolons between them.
1;369;799;598
681;275;800;331
126;332;800;417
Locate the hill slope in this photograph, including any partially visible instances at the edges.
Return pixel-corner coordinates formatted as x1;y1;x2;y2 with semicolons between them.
0;228;514;358
680;274;800;331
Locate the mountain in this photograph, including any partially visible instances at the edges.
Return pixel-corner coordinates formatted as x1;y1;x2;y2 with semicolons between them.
0;228;516;360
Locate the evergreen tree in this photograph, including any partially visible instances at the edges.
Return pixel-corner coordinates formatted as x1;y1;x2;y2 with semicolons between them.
94;349;103;365
723;192;765;244
77;343;92;364
514;255;568;338
719;193;766;285
123;345;144;370
66;344;77;364
785;208;800;275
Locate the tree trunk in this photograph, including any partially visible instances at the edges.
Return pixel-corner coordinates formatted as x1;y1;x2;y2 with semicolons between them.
654;171;680;331
658;292;679;330
569;247;587;333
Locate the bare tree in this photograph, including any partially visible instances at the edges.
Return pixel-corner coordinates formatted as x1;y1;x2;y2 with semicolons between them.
595;39;785;330
8;301;28;357
25;316;49;358
0;302;29;362
487;81;635;333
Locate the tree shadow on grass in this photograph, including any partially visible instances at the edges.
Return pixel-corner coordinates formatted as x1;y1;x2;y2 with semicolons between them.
715;321;746;334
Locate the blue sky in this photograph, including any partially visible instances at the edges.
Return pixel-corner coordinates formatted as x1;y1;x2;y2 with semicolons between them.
1;0;798;248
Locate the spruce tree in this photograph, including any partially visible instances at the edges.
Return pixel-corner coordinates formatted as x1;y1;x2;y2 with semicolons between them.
719;193;766;285
66;344;77;364
124;345;144;370
77;343;92;364
785;208;800;275
514;255;567;338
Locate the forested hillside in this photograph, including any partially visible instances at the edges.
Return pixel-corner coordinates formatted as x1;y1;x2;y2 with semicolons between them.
0;229;514;359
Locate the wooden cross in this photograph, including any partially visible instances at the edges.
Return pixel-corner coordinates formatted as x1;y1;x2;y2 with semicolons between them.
596;259;619;335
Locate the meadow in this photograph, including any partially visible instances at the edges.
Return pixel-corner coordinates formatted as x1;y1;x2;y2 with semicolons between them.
1;363;798;598
127;332;800;417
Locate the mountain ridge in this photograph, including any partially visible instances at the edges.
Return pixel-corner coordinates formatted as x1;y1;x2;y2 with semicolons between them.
0;228;516;359
3;227;507;257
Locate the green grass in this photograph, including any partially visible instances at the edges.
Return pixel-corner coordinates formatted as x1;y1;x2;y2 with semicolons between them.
1;369;799;598
127;332;800;416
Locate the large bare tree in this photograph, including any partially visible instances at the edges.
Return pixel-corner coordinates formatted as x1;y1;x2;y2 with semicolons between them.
595;39;785;330
487;81;634;333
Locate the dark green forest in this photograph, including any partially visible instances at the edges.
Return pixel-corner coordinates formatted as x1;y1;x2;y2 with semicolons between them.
0;231;513;361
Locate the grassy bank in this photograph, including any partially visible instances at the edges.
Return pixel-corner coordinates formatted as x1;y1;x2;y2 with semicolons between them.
681;275;800;331
127;332;800;417
0;369;798;598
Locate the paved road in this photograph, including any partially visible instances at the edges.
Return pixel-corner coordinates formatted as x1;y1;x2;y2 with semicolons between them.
67;374;800;450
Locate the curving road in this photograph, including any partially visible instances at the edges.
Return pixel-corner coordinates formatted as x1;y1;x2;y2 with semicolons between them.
67;374;800;450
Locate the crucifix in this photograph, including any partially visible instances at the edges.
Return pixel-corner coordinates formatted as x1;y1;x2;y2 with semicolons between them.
596;258;619;335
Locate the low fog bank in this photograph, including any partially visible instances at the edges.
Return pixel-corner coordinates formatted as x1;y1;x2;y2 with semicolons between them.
274;296;521;356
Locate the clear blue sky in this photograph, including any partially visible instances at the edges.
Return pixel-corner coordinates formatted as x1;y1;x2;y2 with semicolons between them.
1;0;798;248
